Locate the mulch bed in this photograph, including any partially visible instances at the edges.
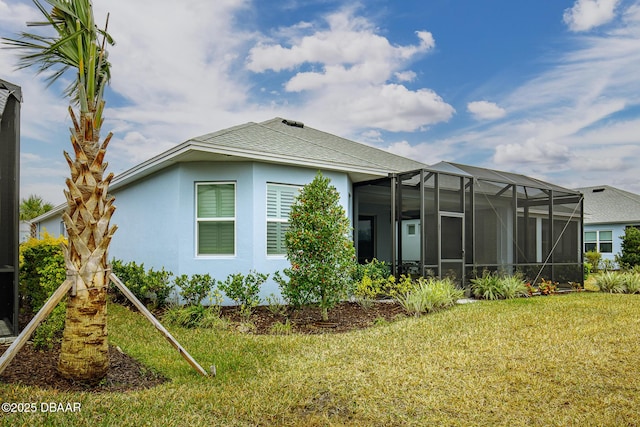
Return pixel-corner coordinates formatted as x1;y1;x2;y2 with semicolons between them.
0;343;168;393
221;300;406;334
0;301;406;392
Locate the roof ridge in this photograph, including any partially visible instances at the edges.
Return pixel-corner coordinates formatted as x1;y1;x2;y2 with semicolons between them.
257;119;425;171
192;121;257;142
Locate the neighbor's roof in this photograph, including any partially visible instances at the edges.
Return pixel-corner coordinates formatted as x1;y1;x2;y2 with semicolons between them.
576;185;640;224
113;117;427;189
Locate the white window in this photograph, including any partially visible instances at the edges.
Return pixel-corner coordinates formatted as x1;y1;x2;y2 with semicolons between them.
196;182;235;256
584;230;612;253
267;183;300;255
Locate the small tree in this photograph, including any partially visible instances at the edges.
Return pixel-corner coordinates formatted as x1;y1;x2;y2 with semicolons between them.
19;194;54;220
277;172;355;321
616;227;640;269
20;194;54;237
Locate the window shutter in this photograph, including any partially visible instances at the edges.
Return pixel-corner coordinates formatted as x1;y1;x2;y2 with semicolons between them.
198;184;235;218
267;222;290;255
280;187;296;217
266;184;299;255
197;183;235;255
199;222;234;255
267;186;279;218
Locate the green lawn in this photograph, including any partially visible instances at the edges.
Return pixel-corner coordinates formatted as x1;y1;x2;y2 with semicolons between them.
2;292;639;426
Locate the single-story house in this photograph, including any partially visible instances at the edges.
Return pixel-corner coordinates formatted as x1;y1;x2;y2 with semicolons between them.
577;185;640;267
0;78;22;337
34;118;584;300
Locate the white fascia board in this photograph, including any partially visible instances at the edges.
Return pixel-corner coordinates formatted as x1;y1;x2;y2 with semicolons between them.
111;141;392;191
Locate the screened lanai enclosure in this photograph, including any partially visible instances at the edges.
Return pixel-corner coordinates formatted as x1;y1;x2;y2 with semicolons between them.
0;79;21;337
354;162;584;288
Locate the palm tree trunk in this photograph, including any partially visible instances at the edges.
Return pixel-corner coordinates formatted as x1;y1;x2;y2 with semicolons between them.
57;107;117;381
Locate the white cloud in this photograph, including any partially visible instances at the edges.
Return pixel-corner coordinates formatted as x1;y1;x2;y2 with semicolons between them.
563;0;620;32
247;9;434;77
297;84;454;134
395;70;417;82
467;101;506;120
384;139;456;165
360;129;383;143
493;138;571;165
246;7;451;133
0;0;40;32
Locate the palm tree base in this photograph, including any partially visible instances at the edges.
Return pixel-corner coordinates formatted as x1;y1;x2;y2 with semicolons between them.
57;287;109;382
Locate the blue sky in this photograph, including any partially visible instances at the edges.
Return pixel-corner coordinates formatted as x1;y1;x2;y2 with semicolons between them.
1;0;639;205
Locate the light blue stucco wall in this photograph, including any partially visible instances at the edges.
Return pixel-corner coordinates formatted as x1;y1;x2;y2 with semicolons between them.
37;214;65;238
583;223;632;267
33;161;354;302
109;161;352;301
109;165;182;273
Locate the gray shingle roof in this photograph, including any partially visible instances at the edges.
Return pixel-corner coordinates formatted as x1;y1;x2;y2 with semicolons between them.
0;89;9;119
190;117;426;175
576;185;640;224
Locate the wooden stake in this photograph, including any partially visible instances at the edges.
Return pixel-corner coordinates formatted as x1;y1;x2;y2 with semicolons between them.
0;279;73;375
0;275;209;378
109;273;208;377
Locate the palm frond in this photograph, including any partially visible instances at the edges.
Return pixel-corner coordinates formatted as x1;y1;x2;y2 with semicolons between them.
1;0;115;111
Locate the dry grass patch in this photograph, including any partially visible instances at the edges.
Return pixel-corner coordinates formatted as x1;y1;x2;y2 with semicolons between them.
1;293;639;426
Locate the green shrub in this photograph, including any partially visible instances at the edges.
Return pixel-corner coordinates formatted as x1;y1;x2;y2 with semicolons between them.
277;172;356;321
616;227;640;269
111;260;174;309
601;259;616;272
500;274;530;299
174;273;216;306
624;272;640;294
396;277;463;316
584;262;592;279
352;268;414;305
584;250;602;272
19;233;67;312
353;258;390;283
111;259;146;303
145;267;174;309
218;271;268;315
352;259;393;307
471;271;503;300
471;271;531;300
32;304;66;350
265;292;288;316
596;271;626;293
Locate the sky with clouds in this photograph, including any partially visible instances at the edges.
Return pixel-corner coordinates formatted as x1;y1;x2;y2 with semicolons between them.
1;0;639;205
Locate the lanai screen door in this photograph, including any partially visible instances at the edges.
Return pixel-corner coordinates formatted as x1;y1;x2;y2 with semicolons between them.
440;213;464;284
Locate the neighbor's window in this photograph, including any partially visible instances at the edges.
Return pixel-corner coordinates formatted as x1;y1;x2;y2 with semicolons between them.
196;182;235;255
267;183;300;255
584;230;612;253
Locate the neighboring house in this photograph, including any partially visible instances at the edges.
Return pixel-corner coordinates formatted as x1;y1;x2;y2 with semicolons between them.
34;117;584;300
577;185;640;267
19;220;32;242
